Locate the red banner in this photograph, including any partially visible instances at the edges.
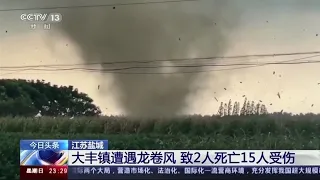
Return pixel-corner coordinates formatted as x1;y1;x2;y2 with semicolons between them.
20;165;68;180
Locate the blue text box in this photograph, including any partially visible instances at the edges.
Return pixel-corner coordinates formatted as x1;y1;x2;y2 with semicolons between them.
20;140;68;150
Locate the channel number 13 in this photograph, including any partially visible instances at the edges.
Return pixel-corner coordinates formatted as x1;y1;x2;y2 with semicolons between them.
50;13;62;23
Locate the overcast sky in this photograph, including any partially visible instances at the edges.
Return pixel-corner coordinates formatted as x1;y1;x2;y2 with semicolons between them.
0;0;320;116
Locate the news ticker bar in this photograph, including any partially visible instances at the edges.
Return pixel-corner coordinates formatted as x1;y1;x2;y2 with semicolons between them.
67;150;317;166
20;148;320;166
20;166;320;180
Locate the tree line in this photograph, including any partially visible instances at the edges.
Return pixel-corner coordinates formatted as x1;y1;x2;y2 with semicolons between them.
0;79;101;117
217;98;268;117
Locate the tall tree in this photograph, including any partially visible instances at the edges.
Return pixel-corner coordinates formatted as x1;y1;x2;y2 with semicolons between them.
218;102;224;117
232;101;238;116
240;98;247;116
227;99;232;116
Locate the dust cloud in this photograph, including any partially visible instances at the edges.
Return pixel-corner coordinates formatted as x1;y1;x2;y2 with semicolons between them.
51;0;240;117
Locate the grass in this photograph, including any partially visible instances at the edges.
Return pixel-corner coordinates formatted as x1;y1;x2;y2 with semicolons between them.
1;113;320;178
1;114;320;135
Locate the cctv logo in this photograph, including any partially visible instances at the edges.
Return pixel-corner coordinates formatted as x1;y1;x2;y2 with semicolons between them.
20;13;49;22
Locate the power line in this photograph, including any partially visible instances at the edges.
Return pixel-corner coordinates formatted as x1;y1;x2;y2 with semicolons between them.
5;59;320;72
0;0;200;12
54;57;320;73
200;54;320;74
1;51;320;69
1;54;319;76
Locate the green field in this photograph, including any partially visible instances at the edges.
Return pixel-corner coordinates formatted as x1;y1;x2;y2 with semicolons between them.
1;114;320;178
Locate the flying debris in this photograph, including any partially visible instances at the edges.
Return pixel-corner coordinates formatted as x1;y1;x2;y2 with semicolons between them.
214;97;218;102
178;38;181;41
270;103;272;105
311;104;314;107
224;88;227;90
113;7;115;9
242;95;245;97
259;100;262;102
240;82;242;84
35;110;42;118
98;85;100;90
277;92;281;99
273;71;275;75
280;110;283;113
